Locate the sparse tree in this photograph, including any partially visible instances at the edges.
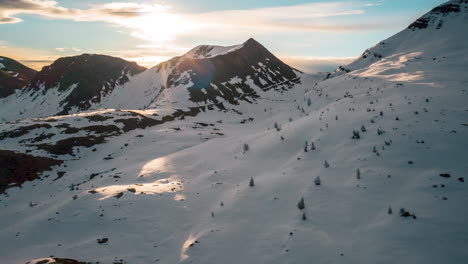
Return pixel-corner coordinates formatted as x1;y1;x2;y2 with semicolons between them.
243;143;250;153
274;122;281;131
311;142;316;151
388;206;392;215
302;212;307;221
352;130;360;139
297;197;305;210
304;141;308;152
211;211;215;218
335;115;338;120
249;177;255;187
361;125;366;132
314;176;321;186
307;98;312;106
377;128;385;135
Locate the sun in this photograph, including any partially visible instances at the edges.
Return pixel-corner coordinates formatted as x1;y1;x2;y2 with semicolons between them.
123;5;200;44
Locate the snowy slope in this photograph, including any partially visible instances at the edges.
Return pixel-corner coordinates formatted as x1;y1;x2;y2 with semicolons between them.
334;0;468;75
0;1;468;263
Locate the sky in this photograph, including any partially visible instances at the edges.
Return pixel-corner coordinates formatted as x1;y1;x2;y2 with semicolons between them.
0;0;447;72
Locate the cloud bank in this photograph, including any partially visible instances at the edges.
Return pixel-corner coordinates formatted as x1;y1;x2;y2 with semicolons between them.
281;56;356;73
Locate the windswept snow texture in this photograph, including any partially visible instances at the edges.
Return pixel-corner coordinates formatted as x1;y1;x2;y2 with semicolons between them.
185;42;245;59
0;1;468;263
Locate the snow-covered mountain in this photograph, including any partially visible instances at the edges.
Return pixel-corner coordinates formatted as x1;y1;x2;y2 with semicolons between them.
335;0;468;75
0;54;146;121
96;38;302;113
1;1;467;263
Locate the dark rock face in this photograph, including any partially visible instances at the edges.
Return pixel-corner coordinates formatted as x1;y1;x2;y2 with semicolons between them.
0;150;62;193
165;38;300;105
408;17;431;30
0;56;37;98
408;0;466;31
27;54;146;114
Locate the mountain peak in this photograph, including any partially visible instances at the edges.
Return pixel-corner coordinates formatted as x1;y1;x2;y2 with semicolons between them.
183;38;263;60
0;56;37;98
244;37;258;44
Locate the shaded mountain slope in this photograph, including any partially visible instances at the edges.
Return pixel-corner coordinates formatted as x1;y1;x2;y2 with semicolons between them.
0;56;37;98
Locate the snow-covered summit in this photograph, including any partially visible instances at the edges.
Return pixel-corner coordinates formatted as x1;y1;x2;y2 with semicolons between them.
183;38;267;60
184;42;246;59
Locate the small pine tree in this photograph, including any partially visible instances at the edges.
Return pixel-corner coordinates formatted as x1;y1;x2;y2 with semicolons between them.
335;115;338;120
314;176;321;186
243;143;250;153
324;160;330;168
307;98;312;106
361;125;366;132
302;212;307;221
304;141;308;152
249;177;255;187
352;130;360;139
388;206;392;215
311;142;316;151
274;122;281;131
211;211;215;217
297;197;305;210
377;128;385;135
356;169;361;180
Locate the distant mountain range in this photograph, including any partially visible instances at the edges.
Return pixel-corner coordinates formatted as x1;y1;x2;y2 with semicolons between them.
0;38;302;122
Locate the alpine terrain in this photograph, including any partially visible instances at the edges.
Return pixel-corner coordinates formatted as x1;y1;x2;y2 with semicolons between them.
0;1;467;263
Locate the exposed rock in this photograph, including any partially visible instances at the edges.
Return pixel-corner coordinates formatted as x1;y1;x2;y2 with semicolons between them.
0;150;62;193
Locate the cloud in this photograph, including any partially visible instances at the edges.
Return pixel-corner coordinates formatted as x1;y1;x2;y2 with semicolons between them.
281;56;355;73
189;2;369;34
0;0;397;70
0;1;381;42
0;0;196;43
55;47;82;52
364;1;385;7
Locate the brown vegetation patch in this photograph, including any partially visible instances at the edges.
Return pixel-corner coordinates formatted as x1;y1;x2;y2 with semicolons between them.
0;150;62;193
0;124;52;140
37;136;106;155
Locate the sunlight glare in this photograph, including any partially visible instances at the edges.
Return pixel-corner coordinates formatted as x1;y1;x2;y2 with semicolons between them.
123;5;199;44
